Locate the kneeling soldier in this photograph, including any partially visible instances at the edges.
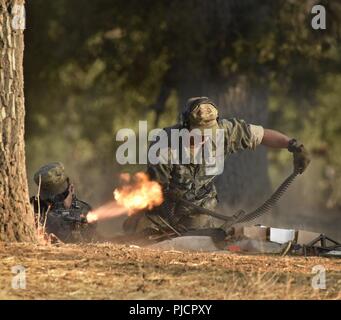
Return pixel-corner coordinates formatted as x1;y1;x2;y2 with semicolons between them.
124;97;311;237
31;162;97;243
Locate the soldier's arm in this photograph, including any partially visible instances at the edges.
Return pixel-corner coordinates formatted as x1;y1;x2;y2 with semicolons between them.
222;119;310;173
146;129;174;189
261;129;290;149
221;119;292;151
147;162;172;189
146;143;173;190
221;119;263;152
261;129;311;173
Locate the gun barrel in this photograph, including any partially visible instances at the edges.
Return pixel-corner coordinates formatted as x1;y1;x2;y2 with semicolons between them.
63;215;87;224
172;196;234;222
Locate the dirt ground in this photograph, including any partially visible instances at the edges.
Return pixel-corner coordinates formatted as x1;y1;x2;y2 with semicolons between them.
0;242;341;300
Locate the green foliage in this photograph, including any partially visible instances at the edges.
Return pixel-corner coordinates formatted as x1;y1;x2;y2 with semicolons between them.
24;0;341;208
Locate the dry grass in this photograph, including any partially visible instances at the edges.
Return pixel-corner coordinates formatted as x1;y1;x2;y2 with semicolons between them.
0;242;341;300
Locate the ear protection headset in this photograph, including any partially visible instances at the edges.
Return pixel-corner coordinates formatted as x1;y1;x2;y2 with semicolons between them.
181;97;219;128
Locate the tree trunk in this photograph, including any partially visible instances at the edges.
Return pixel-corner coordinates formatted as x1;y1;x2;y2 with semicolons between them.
171;0;272;213
0;0;36;241
209;80;271;212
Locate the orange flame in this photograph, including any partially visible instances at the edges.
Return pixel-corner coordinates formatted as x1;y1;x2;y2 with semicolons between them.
114;172;163;215
86;201;126;223
86;172;163;222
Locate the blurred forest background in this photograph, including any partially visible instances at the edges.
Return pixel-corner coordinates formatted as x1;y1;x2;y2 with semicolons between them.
24;0;341;239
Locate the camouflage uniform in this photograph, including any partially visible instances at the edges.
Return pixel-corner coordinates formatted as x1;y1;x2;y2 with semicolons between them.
124;97;264;234
31;162;96;243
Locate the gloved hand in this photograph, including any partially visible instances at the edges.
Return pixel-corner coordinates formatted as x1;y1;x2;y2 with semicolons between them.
288;139;311;174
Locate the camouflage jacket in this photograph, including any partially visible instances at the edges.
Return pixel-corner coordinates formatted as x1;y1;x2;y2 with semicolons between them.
147;118;263;213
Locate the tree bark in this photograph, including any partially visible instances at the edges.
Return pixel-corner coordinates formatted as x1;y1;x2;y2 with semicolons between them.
0;0;36;241
209;80;271;211
171;0;272;213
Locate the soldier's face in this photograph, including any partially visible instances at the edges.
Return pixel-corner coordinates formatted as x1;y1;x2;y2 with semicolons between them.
191;103;218;121
193;103;216;116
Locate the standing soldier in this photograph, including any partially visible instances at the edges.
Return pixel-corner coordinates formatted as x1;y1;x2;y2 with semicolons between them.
124;97;311;236
31;162;97;243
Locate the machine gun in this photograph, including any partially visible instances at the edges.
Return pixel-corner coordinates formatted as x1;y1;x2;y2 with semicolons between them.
55;208;88;224
51;200;94;243
53;199;90;226
159;170;298;238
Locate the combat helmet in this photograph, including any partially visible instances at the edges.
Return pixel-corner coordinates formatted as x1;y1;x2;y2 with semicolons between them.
181;97;219;129
34;162;69;201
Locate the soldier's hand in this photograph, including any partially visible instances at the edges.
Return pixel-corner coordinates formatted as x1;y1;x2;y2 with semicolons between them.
288;139;311;174
63;184;74;209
